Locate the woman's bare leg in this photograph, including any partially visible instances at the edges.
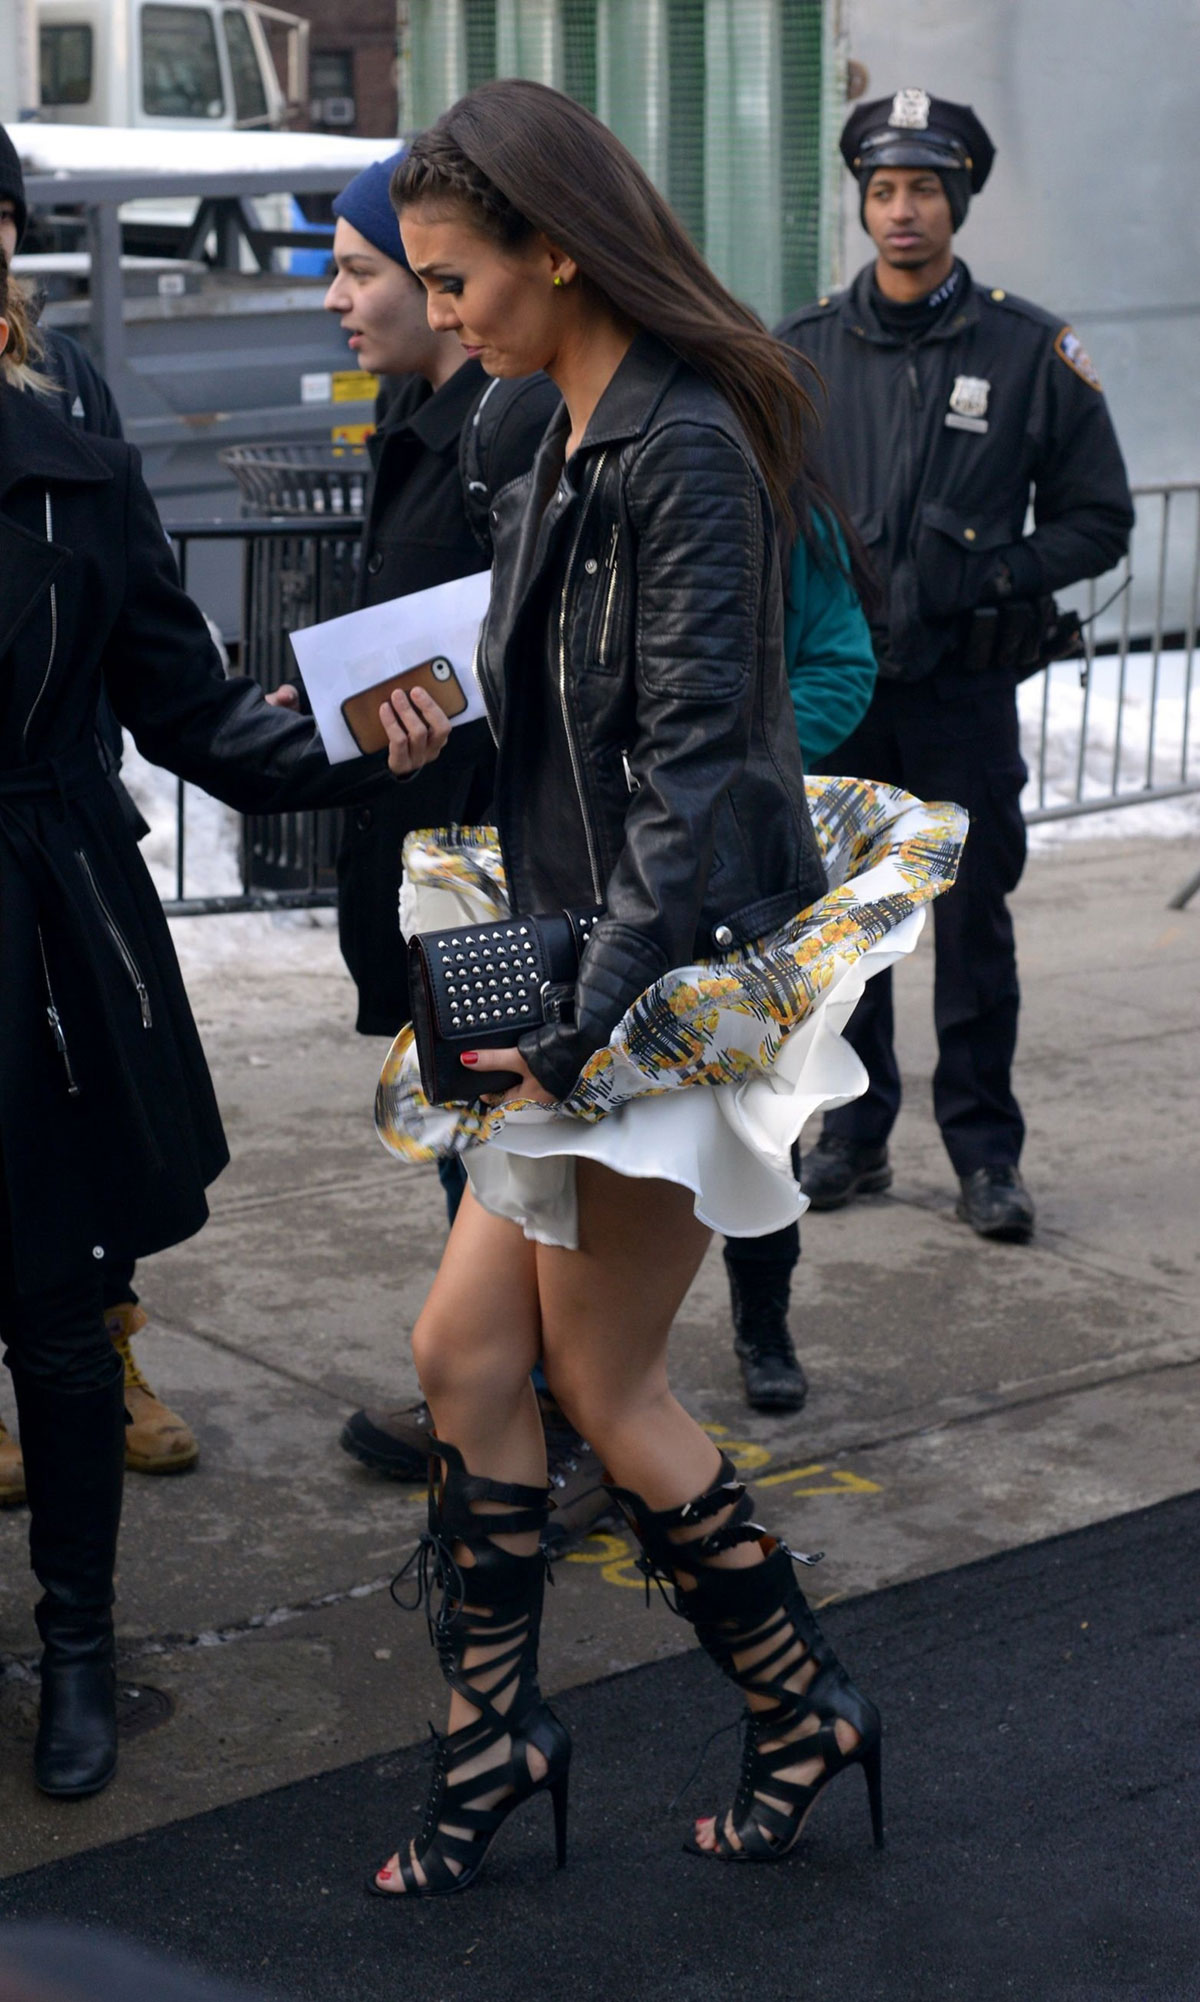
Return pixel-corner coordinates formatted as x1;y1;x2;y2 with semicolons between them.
375;1182;548;1892
537;1161;858;1855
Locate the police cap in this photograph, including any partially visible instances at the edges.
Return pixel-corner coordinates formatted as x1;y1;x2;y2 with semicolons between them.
841;89;995;195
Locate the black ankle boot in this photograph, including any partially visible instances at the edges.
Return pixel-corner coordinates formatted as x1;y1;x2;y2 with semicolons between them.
369;1439;571;1898
723;1253;808;1412
12;1356;125;1799
608;1455;882;1861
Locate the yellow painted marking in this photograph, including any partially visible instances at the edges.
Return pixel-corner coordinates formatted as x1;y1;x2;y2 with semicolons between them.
601;1555;654;1590
756;1464;882;1496
331;422;373;444
564;1532;629;1566
699;1422;771;1471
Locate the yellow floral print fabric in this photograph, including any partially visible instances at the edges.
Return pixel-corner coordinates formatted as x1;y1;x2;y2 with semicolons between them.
376;778;967;1164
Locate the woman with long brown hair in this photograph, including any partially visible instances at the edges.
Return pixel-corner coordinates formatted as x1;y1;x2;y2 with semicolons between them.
369;78;961;1895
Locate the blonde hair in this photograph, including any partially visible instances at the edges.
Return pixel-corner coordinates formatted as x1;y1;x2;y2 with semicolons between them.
0;249;55;394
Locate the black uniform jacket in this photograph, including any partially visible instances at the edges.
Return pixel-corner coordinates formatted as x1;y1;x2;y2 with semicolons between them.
337;361;559;1033
478;331;827;1101
0;387;388;1290
777;262;1134;680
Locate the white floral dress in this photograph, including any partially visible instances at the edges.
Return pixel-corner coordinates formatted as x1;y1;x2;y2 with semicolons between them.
375;776;968;1247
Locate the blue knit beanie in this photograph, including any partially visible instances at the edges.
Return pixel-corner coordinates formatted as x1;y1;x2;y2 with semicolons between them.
331;150;409;267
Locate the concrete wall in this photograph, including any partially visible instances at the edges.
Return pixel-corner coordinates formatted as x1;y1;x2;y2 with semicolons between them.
839;0;1200;484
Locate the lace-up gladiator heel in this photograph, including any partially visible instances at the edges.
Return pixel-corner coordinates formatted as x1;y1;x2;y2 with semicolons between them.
607;1454;883;1862
369;1439;571;1898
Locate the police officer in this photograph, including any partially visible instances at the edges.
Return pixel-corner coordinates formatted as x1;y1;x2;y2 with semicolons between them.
777;90;1134;1242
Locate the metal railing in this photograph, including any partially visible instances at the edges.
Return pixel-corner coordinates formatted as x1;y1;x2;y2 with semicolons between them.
1022;482;1200;826
141;487;1199;917
160;516;360;916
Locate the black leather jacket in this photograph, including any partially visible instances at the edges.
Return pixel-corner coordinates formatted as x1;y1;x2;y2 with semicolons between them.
476;332;826;1100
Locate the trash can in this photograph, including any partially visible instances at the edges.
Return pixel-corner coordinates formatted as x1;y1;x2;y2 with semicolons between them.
220;444;368;896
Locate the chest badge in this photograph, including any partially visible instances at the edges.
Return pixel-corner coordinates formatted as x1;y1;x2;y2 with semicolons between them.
945;375;991;433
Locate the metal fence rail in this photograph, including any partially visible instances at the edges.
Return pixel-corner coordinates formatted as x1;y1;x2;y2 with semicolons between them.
1023;482;1199;825
143;490;1199;917
161;516;359;916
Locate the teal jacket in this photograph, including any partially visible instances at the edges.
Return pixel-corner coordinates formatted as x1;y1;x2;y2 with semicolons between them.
784;509;877;763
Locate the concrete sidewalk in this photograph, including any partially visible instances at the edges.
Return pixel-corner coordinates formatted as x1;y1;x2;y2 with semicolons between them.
2;831;1196;1877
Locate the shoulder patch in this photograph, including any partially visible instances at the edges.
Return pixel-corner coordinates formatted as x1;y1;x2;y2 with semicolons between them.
1054;325;1103;390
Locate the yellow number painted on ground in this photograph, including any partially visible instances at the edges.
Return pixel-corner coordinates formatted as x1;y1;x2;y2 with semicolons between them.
757;1465;881;1496
699;1422;771;1472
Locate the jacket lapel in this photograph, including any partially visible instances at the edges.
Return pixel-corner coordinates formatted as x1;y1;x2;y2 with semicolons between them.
0;511;70;659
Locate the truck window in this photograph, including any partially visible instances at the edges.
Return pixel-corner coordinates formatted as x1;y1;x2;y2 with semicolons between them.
222;9;269;125
40;24;94;106
141;4;225;118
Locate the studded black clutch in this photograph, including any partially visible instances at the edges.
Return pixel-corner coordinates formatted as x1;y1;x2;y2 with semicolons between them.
409;908;603;1105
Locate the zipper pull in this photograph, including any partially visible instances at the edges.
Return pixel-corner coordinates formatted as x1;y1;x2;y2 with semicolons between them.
621;750;639;794
46;1002;81;1097
906;358;923;408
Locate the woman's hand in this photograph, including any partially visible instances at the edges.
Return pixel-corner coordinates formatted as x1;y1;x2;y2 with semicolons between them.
380;685;452;776
461;1047;557;1109
265;682;300;709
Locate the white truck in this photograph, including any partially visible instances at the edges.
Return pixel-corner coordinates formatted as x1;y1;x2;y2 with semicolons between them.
1;0;308;129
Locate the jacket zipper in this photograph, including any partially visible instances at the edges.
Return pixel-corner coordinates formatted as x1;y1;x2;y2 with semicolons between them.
76;849;153;1027
558;451;609;902
23;491;59;755
620;750;639;794
38;926;81;1097
596;523;620;664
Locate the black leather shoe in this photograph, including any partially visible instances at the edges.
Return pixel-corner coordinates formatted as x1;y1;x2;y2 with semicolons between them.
341;1396;617;1555
956;1165;1035;1243
340;1400;435;1480
800;1136;892;1211
726;1257;809;1412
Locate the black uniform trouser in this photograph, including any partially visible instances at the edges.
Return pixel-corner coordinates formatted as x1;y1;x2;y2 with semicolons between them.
817;671;1028;1175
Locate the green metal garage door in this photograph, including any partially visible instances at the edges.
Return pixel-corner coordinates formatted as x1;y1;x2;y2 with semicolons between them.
396;0;842;324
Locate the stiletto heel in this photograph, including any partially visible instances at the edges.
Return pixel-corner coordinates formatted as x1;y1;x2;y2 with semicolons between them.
369;1439;571;1899
861;1734;885;1849
550;1770;570;1868
609;1456;884;1865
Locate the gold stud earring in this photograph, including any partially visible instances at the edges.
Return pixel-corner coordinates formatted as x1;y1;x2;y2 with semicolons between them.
552;274;565;289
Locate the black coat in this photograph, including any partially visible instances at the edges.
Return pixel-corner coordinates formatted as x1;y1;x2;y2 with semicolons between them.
336;362;560;1034
0;385;387;1291
478;333;827;1101
776;262;1134;680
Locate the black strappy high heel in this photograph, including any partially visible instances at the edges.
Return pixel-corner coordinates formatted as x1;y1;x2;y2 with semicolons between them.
369;1438;571;1899
607;1454;883;1862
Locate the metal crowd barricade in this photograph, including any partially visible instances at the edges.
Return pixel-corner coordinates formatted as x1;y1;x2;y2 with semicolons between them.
1022;481;1200;827
150;480;1199;920
164;515;360;916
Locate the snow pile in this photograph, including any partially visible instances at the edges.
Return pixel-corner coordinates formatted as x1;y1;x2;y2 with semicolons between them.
1019;648;1200;849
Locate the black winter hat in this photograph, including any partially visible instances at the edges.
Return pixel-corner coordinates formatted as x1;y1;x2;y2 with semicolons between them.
0;124;28;248
841;89;994;231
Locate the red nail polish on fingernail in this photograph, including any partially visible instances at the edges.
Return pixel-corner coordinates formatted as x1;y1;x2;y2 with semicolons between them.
461;1051;478;1066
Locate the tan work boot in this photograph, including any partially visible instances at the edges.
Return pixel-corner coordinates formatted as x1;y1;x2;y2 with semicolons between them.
0;1414;26;1506
106;1302;200;1474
